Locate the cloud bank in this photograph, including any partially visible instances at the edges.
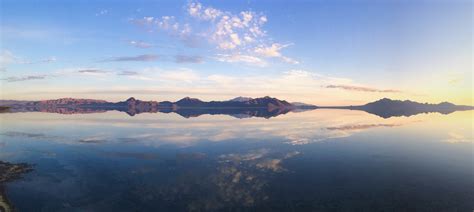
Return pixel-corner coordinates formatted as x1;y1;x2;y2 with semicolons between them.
130;0;298;67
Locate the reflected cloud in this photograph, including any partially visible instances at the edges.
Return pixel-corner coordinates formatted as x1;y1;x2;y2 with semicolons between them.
220;149;300;173
104;152;159;160
78;136;109;144
326;123;401;131
178;148;301;209
444;132;473;144
256;151;299;172
220;149;270;162
0;131;58;139
117;133;199;147
1;130;114;146
0;109;470;211
1;110;421;148
1;131;45;138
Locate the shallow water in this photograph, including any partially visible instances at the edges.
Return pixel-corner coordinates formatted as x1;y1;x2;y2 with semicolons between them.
0;109;472;211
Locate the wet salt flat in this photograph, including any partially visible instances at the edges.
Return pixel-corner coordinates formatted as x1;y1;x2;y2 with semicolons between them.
0;109;472;211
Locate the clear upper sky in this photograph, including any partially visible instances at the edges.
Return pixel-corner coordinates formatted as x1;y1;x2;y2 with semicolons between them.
0;0;472;105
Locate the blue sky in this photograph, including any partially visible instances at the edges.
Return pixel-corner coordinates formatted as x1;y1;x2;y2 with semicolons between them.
0;0;472;105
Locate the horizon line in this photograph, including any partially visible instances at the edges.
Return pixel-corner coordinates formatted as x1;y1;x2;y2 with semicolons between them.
0;96;472;107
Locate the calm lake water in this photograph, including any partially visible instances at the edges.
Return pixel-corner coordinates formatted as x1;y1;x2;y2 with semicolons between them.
0;109;472;211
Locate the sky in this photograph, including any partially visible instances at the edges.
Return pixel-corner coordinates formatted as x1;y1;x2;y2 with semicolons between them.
0;0;472;106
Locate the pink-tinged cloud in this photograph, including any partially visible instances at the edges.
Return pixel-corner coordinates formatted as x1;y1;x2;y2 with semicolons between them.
326;85;400;93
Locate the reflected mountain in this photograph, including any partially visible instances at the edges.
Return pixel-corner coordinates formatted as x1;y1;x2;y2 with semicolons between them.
0;161;32;212
0;107;9;112
0;96;297;119
0;97;472;118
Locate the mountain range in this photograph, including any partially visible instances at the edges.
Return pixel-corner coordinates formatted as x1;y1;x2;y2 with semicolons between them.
0;96;296;118
343;98;474;118
0;97;472;118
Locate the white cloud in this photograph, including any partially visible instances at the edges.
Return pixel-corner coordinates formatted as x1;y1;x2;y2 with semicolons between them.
160;69;200;83
187;2;201;17
254;43;299;64
46;67;198;83
187;1;294;63
0;50;17;70
131;16;194;45
0;50;17;64
131;1;297;66
157;16;179;31
215;54;267;67
39;56;57;63
128;40;154;48
230;33;241;46
254;43;285;57
95;9;108;16
281;56;299;64
8;67;403;105
117;69;356;99
128;67;200;83
121;68;358;100
206;74;237;85
187;1;222;20
142;16;155;24
209;10;266;50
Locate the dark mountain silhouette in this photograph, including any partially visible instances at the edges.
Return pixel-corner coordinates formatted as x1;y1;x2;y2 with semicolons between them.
320;98;473;118
175;97;207;107
1;97;472;118
0;106;9;112
0;96;296;118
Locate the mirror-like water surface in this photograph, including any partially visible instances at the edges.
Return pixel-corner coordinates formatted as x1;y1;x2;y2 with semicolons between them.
0;110;472;211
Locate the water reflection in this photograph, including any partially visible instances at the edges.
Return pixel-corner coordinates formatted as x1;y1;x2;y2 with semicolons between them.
0;161;32;212
5;102;472;119
0;109;422;147
0;110;472;211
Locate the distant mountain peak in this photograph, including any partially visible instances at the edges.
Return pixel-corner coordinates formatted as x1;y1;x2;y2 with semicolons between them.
38;98;107;105
229;96;253;102
178;97;202;102
371;98;457;107
439;102;455;107
126;97;136;102
378;98;392;101
175;97;204;106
